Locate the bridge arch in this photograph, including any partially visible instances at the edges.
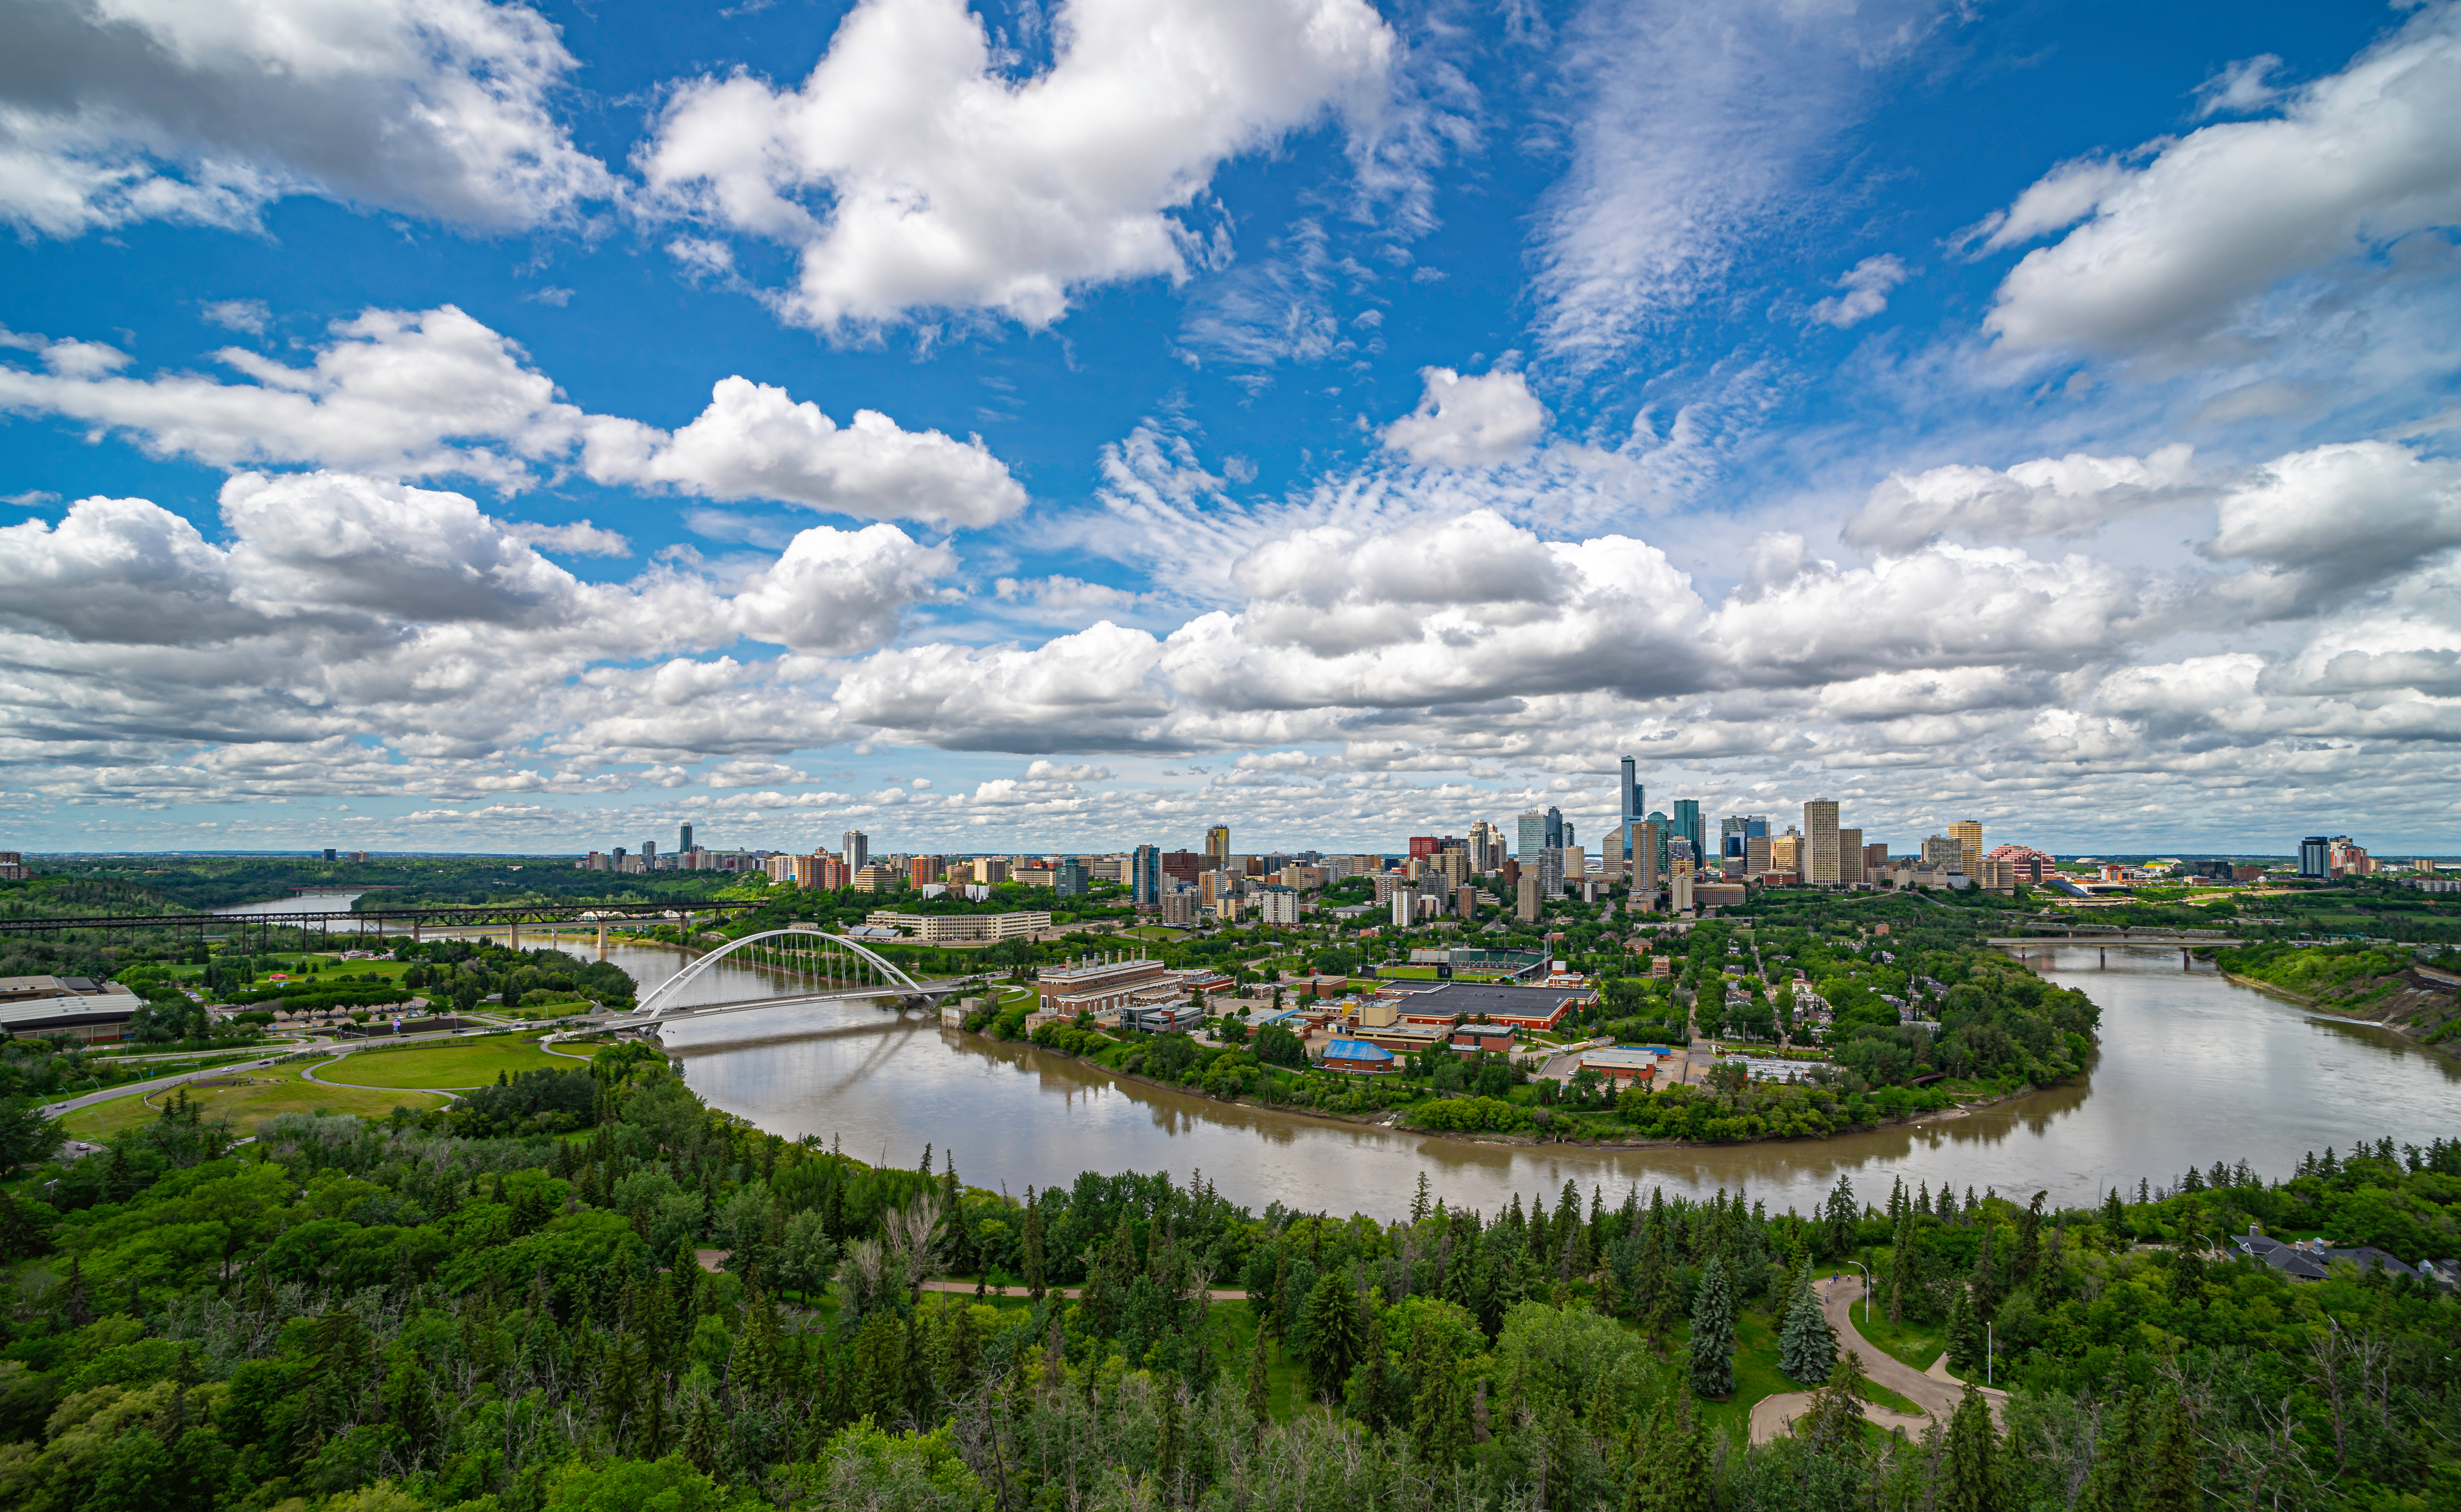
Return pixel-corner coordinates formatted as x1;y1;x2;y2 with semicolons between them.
633;927;923;1019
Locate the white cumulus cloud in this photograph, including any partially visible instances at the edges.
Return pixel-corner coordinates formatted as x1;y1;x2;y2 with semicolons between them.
1981;6;2461;359
635;0;1397;331
0;0;614;237
583;377;1027;528
0;304;1033;524
1380;368;1548;468
1843;444;2200;551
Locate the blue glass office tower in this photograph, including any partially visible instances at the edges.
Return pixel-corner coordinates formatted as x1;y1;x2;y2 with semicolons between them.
1618;755;1644;858
1671;800;1703;870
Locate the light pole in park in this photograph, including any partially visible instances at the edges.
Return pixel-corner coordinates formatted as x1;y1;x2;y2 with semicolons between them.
1838;1260;1875;1326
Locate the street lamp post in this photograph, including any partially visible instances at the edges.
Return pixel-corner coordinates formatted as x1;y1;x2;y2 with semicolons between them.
1839;1260;1875;1326
1986;1321;1994;1387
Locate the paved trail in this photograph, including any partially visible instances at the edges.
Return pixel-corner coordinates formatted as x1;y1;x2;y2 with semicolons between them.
1748;1275;2009;1445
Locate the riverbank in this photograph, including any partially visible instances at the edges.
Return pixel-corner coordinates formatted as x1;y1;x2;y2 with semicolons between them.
2221;968;2460;1061
952;1020;2063;1153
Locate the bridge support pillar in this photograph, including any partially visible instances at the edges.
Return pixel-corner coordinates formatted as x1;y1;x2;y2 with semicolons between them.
598;923;608;959
2099;948;2106;966
509;919;519;950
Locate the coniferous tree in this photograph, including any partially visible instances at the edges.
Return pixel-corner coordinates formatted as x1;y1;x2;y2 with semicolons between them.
682;1385;723;1474
2081;1388;2143;1512
1245;1327;1271;1428
852;1311;906;1423
2139;1391;2198;1512
1970;1220;2000;1320
1943;1383;1997;1512
1778;1268;1837;1383
1797;1349;1868;1463
1351;1307;1406;1436
1155;1380;1183;1504
1302;1271;1364;1401
381;1351;437;1464
2014;1190;2046;1282
1662;1380;1713;1512
1622;1394;1671;1512
1020;1188;1047;1301
1889;1208;1915;1325
1946;1284;1980;1374
1687;1255;1736;1399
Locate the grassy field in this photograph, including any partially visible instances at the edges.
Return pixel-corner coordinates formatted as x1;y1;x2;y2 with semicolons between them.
1118;926;1191;941
68;1062;447;1139
1843;1304;1949;1376
311;1034;569;1089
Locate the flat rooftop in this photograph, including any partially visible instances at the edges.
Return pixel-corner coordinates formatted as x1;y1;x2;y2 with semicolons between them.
1389;980;1595;1015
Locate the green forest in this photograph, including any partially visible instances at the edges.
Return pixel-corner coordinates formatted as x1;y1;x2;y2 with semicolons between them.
3;1033;2454;1512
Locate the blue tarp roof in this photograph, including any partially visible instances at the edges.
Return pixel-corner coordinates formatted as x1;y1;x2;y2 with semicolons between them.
1322;1038;1395;1059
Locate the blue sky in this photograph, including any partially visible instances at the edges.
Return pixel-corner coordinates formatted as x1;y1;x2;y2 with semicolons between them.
2;0;2456;858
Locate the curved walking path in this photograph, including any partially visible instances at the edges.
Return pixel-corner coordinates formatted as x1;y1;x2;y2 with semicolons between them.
1749;1275;2009;1445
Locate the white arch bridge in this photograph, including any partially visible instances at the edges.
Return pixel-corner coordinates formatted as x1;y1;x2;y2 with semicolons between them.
627;927;975;1023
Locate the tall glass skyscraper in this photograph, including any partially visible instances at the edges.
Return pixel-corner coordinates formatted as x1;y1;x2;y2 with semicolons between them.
1671;800;1703;869
1132;844;1161;905
1618;756;1645;858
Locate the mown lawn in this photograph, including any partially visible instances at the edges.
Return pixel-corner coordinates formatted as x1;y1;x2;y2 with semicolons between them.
1842;1301;1949;1376
312;1034;567;1089
69;1061;447;1138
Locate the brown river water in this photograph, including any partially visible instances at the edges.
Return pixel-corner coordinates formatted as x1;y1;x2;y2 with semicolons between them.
585;940;2459;1222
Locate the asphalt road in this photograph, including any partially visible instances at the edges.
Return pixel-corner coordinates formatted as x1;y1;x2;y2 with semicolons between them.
1747;1274;2008;1445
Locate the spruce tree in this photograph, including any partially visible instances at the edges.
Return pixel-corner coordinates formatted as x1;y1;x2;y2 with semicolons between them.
1970;1220;2000;1320
2081;1388;2143;1512
1945;1284;1979;1374
1778;1268;1836;1383
1302;1271;1363;1401
1622;1395;1671;1512
1156;1381;1183;1502
1687;1255;1736;1399
1663;1380;1713;1512
1352;1308;1406;1436
682;1385;723;1474
1798;1349;1867;1461
2139;1391;2198;1512
1245;1327;1271;1427
1020;1188;1046;1300
1943;1382;1996;1512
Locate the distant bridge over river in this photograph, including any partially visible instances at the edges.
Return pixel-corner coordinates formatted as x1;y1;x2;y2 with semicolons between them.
0;900;764;946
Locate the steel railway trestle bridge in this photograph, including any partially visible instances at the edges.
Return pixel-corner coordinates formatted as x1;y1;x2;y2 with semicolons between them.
0;899;767;951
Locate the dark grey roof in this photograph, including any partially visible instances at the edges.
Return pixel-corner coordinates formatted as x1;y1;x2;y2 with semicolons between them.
2233;1233;2417;1281
1387;980;1591;1017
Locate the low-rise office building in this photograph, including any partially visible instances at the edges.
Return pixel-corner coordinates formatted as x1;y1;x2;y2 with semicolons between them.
867;909;1053;944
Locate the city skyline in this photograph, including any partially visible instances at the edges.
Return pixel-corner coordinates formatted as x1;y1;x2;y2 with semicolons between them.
2;2;2456;856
